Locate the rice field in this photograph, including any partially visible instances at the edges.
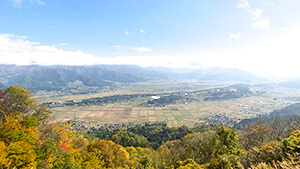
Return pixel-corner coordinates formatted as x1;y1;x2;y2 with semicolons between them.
50;94;295;127
43;82;300;127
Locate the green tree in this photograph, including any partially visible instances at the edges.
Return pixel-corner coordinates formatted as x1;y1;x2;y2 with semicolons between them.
0;86;51;124
157;140;185;168
247;140;283;166
240;122;272;150
111;130;151;148
216;126;240;155
174;159;204;169
183;131;217;164
207;154;243;169
207;126;242;169
283;130;300;160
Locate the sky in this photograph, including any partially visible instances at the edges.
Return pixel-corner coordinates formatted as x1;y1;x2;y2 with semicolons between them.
0;0;300;79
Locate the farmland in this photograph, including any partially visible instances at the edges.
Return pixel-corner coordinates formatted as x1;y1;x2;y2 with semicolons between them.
37;81;300;127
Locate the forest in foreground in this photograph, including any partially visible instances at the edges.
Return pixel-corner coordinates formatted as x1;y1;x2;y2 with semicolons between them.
1;86;300;169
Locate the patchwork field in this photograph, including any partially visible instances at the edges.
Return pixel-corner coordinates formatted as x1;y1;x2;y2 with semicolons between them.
50;94;296;127
35;80;225;103
39;81;300;127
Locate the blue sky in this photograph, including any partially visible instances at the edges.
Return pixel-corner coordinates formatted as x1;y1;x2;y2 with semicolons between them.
0;0;300;78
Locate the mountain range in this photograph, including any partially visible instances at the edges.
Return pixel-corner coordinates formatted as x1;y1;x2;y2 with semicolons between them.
0;64;266;92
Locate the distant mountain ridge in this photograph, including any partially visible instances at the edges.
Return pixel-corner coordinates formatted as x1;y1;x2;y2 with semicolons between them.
278;79;300;89
0;64;264;92
0;65;167;92
182;67;265;82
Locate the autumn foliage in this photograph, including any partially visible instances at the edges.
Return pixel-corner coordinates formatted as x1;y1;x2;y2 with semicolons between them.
0;86;300;168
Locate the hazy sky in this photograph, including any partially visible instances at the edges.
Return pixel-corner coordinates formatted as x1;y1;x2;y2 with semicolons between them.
0;0;300;78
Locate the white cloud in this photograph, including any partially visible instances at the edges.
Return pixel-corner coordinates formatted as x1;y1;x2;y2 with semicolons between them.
251;8;263;20
140;29;146;34
113;45;123;50
10;0;23;7
236;0;249;8
237;0;263;20
229;33;242;39
60;43;69;46
124;31;131;36
33;0;45;5
237;0;269;28
10;0;45;7
112;45;151;52
252;18;270;28
0;34;156;67
0;34;100;65
130;47;152;52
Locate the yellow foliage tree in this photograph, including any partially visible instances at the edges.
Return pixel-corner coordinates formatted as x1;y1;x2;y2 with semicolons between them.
81;148;103;169
125;146;159;169
0;141;7;167
5;141;37;169
88;139;130;168
0;115;38;145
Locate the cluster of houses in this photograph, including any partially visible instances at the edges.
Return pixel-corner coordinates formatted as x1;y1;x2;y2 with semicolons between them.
237;101;289;118
66;120;92;130
42;101;64;107
200;114;239;126
238;102;265;115
66;120;151;131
